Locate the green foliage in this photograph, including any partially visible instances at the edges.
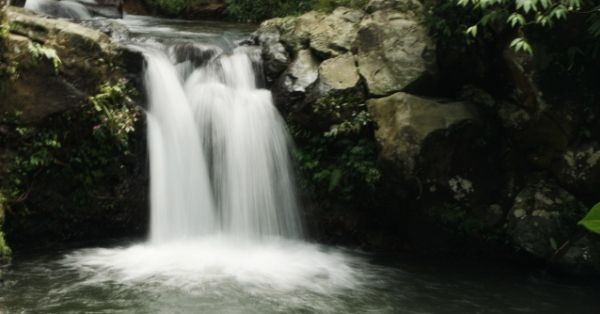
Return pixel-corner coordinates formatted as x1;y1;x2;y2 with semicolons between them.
312;0;367;12
293;134;380;203
0;80;140;217
290;93;380;206
579;202;600;235
456;0;600;55
313;93;372;137
88;81;138;147
0;231;10;261
27;42;61;74
225;0;367;21
144;0;212;16
225;0;312;21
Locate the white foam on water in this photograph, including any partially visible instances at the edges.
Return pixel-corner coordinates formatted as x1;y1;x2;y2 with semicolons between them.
62;237;373;295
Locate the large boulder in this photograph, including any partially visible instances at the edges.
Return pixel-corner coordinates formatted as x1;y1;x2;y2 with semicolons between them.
368;92;476;174
308;7;364;58
355;1;436;96
1;7;139;122
316;53;360;94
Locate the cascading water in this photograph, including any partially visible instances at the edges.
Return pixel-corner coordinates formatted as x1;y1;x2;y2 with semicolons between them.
146;44;302;242
24;0;92;19
59;17;371;301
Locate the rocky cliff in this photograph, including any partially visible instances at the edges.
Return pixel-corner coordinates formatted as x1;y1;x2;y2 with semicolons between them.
0;6;146;256
253;0;600;274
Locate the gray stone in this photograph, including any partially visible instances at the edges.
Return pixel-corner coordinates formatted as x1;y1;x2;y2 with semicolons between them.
355;8;436;96
282;49;319;94
317;54;360;93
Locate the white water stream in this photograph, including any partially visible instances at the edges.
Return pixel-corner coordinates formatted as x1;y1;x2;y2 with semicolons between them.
61;38;368;294
147;45;302;242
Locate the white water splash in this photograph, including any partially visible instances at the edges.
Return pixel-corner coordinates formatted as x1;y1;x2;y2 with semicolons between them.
62;236;374;294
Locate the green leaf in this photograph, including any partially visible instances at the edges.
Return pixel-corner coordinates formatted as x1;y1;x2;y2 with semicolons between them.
579;202;600;235
466;25;478;37
328;169;343;192
507;13;526;27
510;37;533;55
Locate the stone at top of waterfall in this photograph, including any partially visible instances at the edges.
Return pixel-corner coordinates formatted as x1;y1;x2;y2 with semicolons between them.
169;43;223;68
2;7;140;123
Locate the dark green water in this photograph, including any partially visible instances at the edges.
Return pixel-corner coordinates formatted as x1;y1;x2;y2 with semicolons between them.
1;241;599;314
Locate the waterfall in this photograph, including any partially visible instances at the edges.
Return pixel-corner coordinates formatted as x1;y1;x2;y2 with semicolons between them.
24;0;93;19
145;43;303;242
59;19;366;296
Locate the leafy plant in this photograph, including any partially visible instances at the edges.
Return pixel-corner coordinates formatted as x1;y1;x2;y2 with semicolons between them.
579;202;600;235
457;0;600;54
225;0;312;21
144;0;213;16
312;0;367;12
290;92;380;206
88;81;139;147
27;42;61;74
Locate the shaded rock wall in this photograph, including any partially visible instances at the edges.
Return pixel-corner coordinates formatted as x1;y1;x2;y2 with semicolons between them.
0;7;147;251
254;0;600;274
